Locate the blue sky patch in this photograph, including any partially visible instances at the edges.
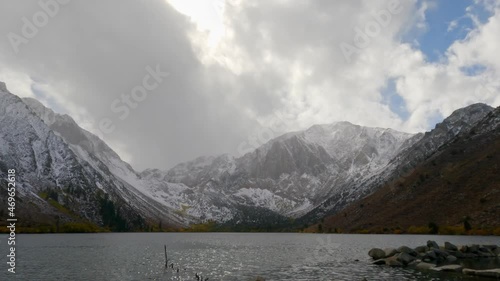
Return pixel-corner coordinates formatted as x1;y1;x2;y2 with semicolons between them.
415;0;472;62
460;64;487;76
404;0;494;63
381;78;410;121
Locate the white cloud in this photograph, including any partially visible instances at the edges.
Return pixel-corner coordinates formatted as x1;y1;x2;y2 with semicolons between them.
0;0;498;169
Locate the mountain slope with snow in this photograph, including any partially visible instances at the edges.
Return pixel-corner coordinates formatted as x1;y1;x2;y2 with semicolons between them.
314;105;500;233
301;103;495;222
1;80;494;230
150;119;416;221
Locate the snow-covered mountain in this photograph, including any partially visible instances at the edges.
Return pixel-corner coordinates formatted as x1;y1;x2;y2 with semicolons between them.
1;80;494;229
0;82;192;229
145;120;416;222
302;103;495;222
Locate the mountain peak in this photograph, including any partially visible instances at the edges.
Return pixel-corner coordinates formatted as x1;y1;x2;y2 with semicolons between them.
436;103;494;131
0;81;7;92
451;103;493;117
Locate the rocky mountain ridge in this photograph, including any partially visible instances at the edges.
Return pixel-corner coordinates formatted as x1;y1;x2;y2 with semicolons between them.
0;80;496;231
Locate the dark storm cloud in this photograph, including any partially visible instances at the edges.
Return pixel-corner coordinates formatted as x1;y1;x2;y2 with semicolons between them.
0;0;258;169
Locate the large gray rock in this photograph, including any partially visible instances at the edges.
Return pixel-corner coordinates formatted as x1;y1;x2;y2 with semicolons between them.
449;250;465;258
444;242;458;251
414;246;428;253
427;240;439;249
467;244;480;253
433;249;449;258
384;248;398;258
422;251;437;262
397;246;417;257
396;252;416;265
446;255;458;263
368;248;386;260
385;256;403;267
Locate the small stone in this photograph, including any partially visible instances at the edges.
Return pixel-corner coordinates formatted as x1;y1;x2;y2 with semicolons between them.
397;252;416;265
385;256;403;267
444;242;458;251
423;250;437;262
433;249;449;258
397;246;417;256
414;246;428;253
449;250;465;258
468;244;480;253
427;240;439;249
384;248;398;258
446;255;458;263
368;248;386;260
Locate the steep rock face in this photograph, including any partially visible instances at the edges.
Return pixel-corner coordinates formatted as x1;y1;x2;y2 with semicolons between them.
148;120;415;221
0;87;192;230
239;134;335;179
165;154;236;186
302;103;495;222
386;104;494;178
315;106;500;232
0;87;129;228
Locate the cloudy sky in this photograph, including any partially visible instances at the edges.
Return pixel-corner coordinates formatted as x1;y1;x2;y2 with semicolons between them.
0;0;499;170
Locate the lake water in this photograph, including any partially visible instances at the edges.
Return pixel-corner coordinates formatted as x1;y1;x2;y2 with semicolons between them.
1;233;499;280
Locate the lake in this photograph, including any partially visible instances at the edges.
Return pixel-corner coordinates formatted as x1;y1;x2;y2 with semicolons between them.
1;233;499;280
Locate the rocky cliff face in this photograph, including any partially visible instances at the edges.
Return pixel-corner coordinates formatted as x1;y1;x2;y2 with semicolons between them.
149;119;415;222
0;85;189;230
313;106;500;233
300;104;494;222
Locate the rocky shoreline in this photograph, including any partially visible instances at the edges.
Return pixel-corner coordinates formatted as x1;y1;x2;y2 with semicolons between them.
369;241;500;278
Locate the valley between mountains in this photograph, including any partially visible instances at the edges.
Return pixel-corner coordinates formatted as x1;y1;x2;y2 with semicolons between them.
0;81;498;233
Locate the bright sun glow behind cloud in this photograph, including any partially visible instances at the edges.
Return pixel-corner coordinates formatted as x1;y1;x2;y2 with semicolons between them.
166;0;227;46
